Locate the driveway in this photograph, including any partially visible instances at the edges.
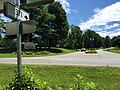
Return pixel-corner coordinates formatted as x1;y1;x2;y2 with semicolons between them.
0;50;120;67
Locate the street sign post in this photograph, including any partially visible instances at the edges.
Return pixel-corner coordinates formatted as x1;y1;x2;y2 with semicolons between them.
6;22;17;35
4;2;29;21
3;0;54;89
0;0;13;12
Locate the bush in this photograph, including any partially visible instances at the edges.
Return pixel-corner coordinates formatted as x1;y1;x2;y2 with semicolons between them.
3;67;51;90
41;51;50;55
23;51;50;56
73;74;96;90
24;51;33;55
85;50;97;54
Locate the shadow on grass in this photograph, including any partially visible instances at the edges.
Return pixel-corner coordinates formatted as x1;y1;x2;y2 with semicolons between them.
0;47;63;54
0;48;16;53
23;48;63;53
48;48;63;53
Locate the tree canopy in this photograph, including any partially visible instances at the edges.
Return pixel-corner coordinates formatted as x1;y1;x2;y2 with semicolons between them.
64;25;82;50
111;35;120;48
27;2;69;49
104;36;111;48
83;29;103;48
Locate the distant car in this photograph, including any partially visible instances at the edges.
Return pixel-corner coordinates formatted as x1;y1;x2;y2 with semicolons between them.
81;48;86;52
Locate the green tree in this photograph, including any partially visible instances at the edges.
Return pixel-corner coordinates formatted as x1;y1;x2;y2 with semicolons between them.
116;36;120;48
84;30;95;48
104;36;111;48
83;29;103;48
29;2;69;49
64;31;73;49
111;35;120;48
111;36;117;47
71;25;82;50
28;5;56;49
64;25;82;50
93;33;103;48
48;2;69;44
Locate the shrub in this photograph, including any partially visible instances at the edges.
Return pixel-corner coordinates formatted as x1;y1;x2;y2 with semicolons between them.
3;67;51;90
24;51;33;55
42;51;50;55
23;51;50;56
73;74;96;90
85;50;97;54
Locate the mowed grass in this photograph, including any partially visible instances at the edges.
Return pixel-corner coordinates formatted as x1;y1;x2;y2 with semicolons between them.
0;47;17;58
106;48;120;54
50;48;78;55
0;54;17;58
0;48;78;58
0;64;120;90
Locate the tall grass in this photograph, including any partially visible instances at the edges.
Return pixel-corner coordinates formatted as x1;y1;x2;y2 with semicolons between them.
0;64;120;90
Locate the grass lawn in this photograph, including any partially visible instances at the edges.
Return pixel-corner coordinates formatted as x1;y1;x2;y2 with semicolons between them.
0;64;120;90
0;54;17;58
0;47;17;58
106;48;120;54
0;48;78;58
49;48;78;55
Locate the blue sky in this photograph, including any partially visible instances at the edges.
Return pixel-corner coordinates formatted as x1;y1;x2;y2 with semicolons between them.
56;0;120;37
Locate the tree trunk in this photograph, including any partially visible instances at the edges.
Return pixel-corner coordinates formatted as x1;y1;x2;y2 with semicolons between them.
48;40;51;50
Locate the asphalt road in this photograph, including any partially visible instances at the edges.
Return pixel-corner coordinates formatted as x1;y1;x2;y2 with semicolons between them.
0;50;120;67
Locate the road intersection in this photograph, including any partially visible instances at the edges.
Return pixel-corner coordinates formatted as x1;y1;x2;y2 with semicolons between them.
0;50;120;67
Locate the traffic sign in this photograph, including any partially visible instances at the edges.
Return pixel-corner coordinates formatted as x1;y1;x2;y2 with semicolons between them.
0;0;13;12
4;2;29;21
20;0;54;8
6;20;35;35
20;20;35;34
6;22;17;35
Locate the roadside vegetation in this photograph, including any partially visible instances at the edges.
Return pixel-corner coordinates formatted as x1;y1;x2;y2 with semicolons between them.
0;64;120;90
105;48;120;54
0;47;78;58
85;49;97;54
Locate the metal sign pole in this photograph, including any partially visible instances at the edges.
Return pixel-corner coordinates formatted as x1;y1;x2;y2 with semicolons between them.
17;20;22;84
16;0;22;89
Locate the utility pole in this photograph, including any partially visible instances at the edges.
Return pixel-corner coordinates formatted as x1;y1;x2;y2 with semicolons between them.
16;0;22;89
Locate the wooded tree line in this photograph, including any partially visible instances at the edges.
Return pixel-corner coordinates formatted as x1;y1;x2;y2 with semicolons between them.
0;2;120;49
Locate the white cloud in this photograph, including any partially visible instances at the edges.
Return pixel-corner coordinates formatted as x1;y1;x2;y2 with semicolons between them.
0;14;4;17
109;29;120;37
72;9;79;13
55;0;78;14
97;28;120;38
0;14;11;22
104;23;119;29
97;31;110;37
94;8;101;13
79;2;120;37
55;0;70;13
